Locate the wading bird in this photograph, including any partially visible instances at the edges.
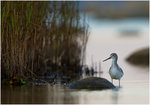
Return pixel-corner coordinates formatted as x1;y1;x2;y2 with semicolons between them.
103;53;124;87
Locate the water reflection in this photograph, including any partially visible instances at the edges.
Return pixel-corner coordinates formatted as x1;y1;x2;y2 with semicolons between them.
2;81;149;104
1;85;79;104
111;87;121;104
111;90;118;104
47;85;79;104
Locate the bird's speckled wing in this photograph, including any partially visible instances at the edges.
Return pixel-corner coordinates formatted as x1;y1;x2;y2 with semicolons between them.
118;66;124;75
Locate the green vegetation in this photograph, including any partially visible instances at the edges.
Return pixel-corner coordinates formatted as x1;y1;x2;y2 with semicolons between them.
2;1;88;82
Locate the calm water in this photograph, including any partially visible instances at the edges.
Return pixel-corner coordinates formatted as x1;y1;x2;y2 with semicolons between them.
1;17;149;104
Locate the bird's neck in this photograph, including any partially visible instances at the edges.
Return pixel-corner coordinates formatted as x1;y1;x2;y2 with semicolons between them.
112;59;117;65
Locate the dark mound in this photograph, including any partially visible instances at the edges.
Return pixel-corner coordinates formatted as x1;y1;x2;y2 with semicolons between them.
69;77;116;90
126;48;149;66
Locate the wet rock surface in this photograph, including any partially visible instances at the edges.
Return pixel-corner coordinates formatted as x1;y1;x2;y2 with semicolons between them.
69;77;116;90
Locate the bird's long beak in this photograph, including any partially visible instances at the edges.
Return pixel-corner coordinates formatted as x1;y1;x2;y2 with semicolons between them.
103;57;111;62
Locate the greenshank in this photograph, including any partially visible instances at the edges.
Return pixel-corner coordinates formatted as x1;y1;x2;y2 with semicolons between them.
103;53;124;87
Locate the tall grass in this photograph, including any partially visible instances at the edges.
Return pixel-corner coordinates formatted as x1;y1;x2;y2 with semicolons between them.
1;1;88;80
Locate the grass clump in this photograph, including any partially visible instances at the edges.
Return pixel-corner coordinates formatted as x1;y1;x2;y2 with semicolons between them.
1;1;89;82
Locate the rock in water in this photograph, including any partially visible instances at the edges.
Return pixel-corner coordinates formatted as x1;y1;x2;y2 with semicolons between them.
69;77;116;90
126;48;149;66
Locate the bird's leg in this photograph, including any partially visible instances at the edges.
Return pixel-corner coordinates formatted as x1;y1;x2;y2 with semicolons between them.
111;78;113;84
119;79;120;87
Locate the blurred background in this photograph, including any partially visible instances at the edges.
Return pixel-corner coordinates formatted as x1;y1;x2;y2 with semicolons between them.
80;1;149;19
78;1;149;67
1;1;149;104
79;1;149;104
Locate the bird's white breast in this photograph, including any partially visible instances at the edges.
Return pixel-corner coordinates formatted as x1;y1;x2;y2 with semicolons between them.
109;65;123;79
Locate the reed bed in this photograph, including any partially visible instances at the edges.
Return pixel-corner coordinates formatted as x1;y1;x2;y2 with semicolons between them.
1;1;88;80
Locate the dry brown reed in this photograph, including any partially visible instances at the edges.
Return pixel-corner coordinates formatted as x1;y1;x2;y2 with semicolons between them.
1;1;88;80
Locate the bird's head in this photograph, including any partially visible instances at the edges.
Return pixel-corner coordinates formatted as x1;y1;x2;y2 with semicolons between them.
103;53;118;62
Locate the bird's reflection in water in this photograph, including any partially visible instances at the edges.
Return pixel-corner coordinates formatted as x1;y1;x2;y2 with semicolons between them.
111;87;121;104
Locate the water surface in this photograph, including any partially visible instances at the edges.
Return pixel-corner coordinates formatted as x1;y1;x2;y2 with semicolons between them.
1;16;149;104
